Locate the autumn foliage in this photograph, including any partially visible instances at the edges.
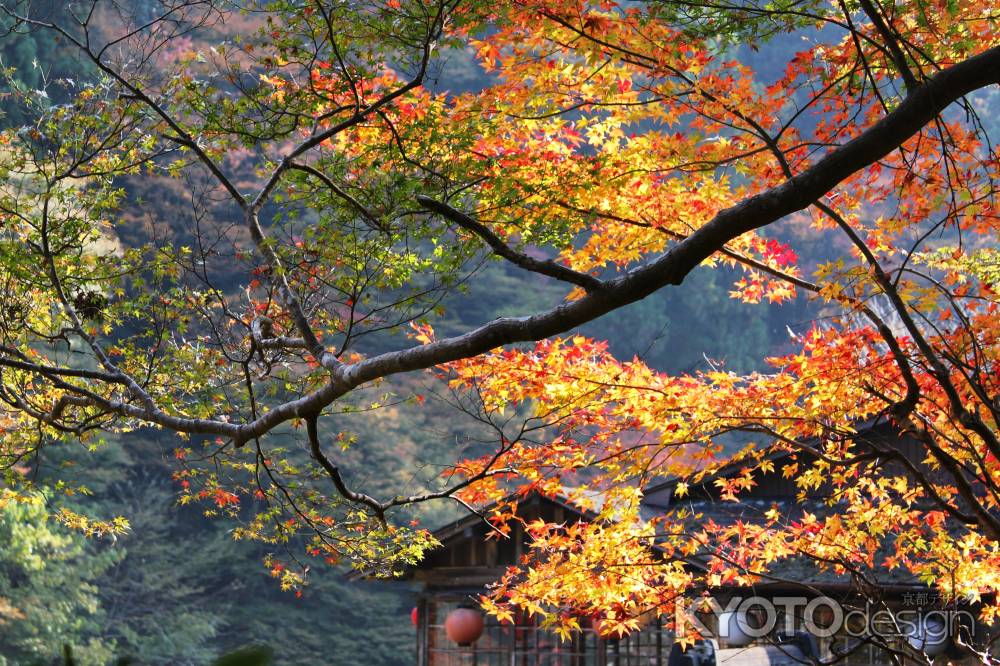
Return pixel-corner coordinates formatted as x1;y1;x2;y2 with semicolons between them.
0;0;999;657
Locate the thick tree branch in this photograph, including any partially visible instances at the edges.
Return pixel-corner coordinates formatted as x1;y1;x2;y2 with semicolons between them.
343;46;1000;387
9;45;996;460
9;32;998;500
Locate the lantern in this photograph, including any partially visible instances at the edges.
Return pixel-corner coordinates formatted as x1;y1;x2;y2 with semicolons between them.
445;606;484;646
410;607;419;627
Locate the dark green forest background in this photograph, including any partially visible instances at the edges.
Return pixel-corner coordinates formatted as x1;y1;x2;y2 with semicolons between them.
0;4;849;664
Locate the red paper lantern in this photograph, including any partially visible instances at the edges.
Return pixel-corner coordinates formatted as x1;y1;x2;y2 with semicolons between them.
445;607;484;646
410;607;419;626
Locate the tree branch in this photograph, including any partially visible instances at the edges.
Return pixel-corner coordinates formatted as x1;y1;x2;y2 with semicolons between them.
342;45;1000;387
856;0;920;91
416;196;604;292
305;413;386;523
288;162;387;233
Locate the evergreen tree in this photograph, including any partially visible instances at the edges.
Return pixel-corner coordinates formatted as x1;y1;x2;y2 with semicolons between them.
0;491;116;665
94;476;223;666
0;0;91;128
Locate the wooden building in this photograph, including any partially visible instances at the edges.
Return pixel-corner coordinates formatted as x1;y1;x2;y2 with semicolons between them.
405;491;674;665
376;423;977;665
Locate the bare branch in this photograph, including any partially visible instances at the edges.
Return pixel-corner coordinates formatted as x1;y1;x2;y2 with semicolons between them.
416;196;605;292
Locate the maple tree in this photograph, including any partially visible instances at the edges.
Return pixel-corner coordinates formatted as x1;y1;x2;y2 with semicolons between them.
0;0;999;658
